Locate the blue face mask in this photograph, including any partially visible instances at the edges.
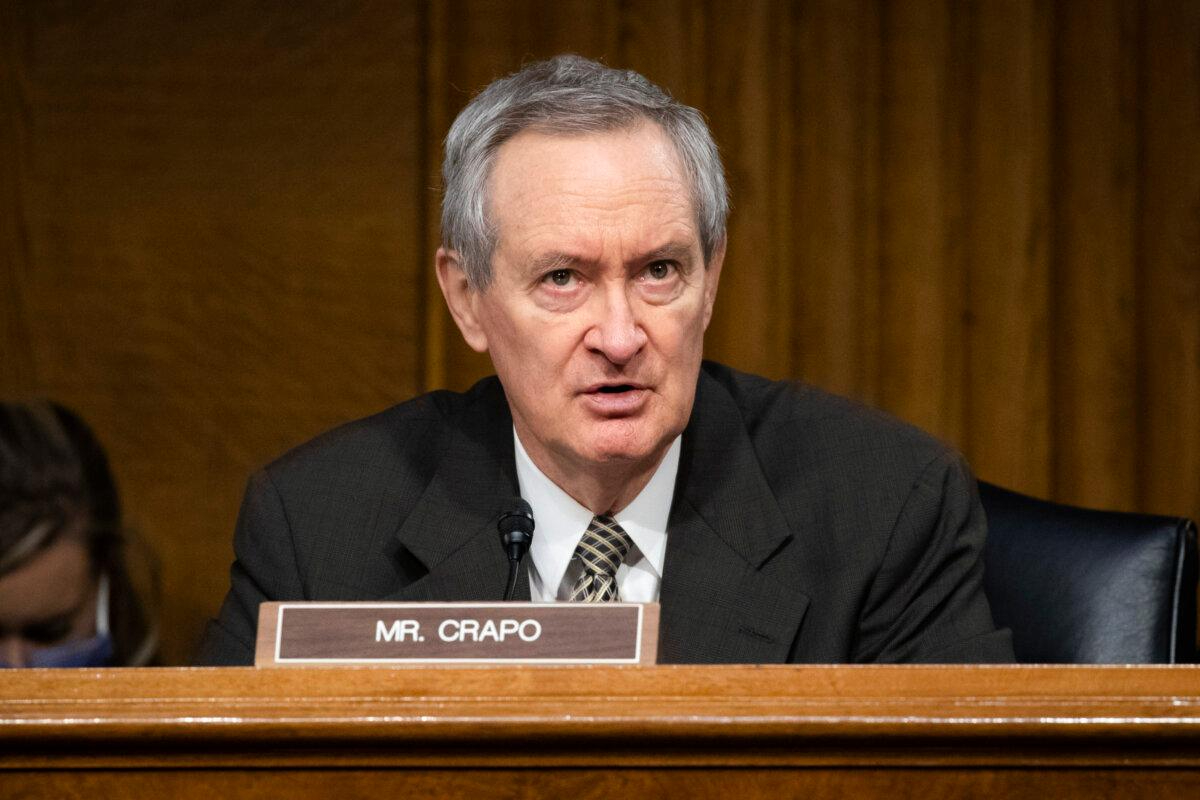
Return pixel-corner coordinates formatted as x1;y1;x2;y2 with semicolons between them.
17;631;114;668
0;574;114;669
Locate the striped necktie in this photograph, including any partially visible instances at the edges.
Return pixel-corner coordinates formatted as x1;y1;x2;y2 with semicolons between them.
568;514;633;602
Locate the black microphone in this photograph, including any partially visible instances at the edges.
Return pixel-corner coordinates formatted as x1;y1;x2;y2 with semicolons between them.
497;497;535;601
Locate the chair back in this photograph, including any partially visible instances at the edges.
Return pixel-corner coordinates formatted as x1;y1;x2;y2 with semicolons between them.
979;482;1197;663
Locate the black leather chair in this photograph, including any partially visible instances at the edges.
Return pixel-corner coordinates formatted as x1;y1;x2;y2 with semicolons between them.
979;482;1198;664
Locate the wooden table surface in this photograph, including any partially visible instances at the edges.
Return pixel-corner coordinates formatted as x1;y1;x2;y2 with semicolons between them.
3;665;1199;797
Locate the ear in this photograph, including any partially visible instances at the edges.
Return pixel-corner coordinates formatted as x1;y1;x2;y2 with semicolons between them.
435;247;490;353
701;238;725;330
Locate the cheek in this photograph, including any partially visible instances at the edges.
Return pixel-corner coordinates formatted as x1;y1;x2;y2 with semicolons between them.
654;304;708;359
68;590;99;638
486;312;579;385
649;309;707;405
480;302;538;362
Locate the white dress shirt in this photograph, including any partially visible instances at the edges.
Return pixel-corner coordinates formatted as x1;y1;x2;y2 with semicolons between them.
514;429;679;602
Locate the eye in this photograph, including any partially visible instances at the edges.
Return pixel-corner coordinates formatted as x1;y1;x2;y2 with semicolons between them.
543;268;575;287
645;261;674;280
23;616;74;645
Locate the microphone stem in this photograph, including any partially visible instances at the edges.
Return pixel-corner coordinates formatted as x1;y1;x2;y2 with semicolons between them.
504;560;520;601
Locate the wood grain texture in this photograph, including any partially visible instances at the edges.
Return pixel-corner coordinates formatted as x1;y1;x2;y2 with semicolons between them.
5;769;1200;800
1053;0;1141;508
1140;0;1200;522
965;0;1054;496
0;2;35;393
1;0;1198;665
699;0;799;380
2;666;1200;781
1;3;427;663
792;0;881;403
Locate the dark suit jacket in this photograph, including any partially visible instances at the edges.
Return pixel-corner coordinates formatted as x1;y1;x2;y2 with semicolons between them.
196;362;1013;665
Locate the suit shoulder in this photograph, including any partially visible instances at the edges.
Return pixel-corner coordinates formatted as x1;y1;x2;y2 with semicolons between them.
701;361;959;477
261;378;499;490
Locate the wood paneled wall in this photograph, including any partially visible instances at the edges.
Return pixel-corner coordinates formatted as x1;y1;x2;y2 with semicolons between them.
2;1;1197;665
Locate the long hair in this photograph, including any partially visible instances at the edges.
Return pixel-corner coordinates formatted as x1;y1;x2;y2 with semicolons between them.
0;402;158;665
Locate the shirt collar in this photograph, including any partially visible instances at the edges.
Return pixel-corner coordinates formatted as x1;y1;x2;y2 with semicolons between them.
513;429;679;594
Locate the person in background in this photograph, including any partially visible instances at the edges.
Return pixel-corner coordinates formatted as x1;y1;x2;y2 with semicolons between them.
0;401;157;667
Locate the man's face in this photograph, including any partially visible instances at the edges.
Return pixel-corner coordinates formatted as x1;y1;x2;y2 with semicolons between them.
441;124;722;481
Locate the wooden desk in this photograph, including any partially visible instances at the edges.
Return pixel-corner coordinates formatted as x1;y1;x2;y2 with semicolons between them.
2;665;1199;797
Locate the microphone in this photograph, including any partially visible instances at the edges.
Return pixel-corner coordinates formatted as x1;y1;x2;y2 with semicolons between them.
497;498;535;601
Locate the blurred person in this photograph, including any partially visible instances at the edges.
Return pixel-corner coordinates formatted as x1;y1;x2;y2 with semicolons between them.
0;401;157;667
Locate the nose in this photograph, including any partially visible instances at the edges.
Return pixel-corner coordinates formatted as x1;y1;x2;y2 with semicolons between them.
583;282;647;365
0;636;29;668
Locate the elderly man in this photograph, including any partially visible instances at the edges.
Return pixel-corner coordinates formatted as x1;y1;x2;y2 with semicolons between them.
198;55;1012;665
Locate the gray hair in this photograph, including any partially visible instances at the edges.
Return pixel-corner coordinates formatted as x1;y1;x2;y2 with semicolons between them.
440;54;729;290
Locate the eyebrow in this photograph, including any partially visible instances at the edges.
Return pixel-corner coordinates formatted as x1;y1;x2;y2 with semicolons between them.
525;242;696;275
641;242;696;264
527;252;579;275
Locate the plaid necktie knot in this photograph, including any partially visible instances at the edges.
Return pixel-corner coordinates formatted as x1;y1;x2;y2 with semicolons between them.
569;514;632;602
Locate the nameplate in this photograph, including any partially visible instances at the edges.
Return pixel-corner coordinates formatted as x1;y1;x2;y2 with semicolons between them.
255;601;659;666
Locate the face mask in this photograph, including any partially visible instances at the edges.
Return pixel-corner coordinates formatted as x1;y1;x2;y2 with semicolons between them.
0;573;114;668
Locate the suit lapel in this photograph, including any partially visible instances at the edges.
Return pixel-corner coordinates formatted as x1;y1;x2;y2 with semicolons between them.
382;380;531;602
379;369;811;661
658;370;811;663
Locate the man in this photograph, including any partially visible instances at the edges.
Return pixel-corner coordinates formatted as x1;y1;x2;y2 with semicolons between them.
197;55;1012;665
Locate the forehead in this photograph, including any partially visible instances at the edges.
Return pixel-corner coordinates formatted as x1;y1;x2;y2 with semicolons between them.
487;124;699;259
0;536;91;625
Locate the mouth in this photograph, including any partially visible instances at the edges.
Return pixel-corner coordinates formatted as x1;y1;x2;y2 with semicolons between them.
583;380;647;395
581;382;650;415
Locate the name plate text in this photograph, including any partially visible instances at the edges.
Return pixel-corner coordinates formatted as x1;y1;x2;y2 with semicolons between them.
255;602;659;666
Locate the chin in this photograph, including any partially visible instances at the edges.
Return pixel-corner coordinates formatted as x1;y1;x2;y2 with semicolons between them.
584;445;652;465
579;421;672;466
